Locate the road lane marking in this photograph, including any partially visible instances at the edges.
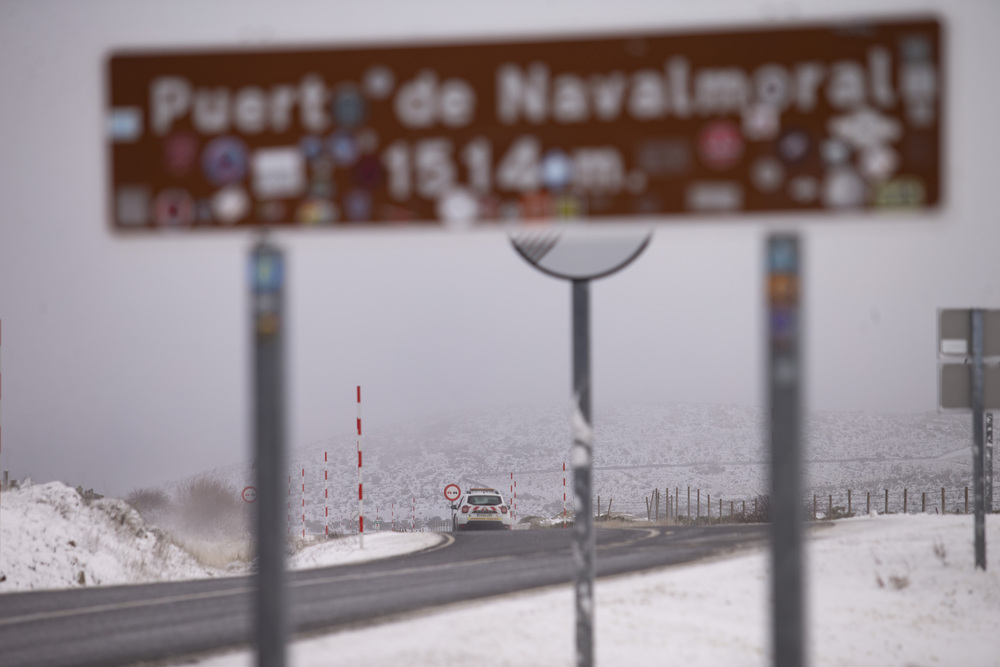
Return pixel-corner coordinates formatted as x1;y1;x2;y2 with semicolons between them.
2;529;680;628
597;527;659;549
0;586;254;628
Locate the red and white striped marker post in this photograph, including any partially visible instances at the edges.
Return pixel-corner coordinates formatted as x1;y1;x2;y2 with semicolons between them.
287;474;291;536
563;462;567;528
324;452;329;536
357;386;364;549
391;502;395;531
510;472;514;522
412;497;415;531
301;467;306;538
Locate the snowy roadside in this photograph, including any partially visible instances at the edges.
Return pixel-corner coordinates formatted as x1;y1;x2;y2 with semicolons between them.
0;481;441;592
185;515;1000;667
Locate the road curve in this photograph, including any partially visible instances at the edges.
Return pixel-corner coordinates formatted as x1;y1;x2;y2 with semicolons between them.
0;524;768;666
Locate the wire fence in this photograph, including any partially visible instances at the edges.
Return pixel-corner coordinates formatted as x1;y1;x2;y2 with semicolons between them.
622;485;996;525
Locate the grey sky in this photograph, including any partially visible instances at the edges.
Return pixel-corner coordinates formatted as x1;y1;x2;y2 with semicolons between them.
1;0;998;496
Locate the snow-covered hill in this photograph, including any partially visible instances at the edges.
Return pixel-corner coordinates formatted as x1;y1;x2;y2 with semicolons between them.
0;481;441;593
0;481;222;591
201;403;976;533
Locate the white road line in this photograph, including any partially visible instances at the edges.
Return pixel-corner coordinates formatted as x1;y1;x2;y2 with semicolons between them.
0;586;253;628
2;530;669;629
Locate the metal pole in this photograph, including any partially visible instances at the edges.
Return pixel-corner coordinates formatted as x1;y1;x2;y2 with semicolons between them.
251;239;287;667
0;320;3;572
971;309;986;570
767;234;804;667
987;412;994;513
571;279;594;667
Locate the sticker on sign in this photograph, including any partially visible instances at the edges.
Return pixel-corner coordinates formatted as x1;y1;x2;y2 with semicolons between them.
107;17;941;230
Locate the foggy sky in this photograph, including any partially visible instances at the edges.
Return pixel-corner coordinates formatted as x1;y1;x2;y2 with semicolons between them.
1;0;998;496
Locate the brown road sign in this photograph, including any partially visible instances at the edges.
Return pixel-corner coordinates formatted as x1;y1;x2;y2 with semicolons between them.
107;17;941;231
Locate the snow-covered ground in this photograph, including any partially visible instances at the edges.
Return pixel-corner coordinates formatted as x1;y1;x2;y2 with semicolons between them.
0;481;440;592
185;515;999;667
2;480;998;666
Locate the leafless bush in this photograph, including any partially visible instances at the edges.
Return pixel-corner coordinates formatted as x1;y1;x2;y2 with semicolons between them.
933;539;947;565
125;487;170;521
744;494;770;523
173;474;248;540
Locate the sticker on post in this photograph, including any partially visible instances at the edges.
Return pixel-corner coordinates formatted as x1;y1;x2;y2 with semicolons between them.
941;339;968;355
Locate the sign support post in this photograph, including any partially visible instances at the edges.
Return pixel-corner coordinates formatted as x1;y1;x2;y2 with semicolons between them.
971;310;986;570
766;234;804;667
510;227;650;667
571;279;595;667
987;412;994;513
938;308;999;569
251;238;287;667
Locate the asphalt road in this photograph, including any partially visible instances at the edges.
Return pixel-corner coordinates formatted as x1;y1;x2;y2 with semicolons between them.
0;523;769;666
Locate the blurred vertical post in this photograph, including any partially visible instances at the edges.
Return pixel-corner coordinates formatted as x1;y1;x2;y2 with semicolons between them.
0;320;3;569
766;234;805;667
572;279;595;667
251;238;287;667
971;310;986;570
987;413;994;512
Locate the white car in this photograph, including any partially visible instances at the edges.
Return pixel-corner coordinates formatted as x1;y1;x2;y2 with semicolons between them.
453;488;514;531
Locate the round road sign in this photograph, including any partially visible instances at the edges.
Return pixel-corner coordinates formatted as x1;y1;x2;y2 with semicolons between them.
242;486;258;503
444;484;461;502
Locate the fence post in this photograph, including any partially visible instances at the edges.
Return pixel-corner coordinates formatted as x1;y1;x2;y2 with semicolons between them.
884;489;889;514
904;488;908;515
730;500;734;518
812;494;816;521
656;489;660;521
965;487;969;514
742;500;746;521
697;489;701;520
754;497;758;517
942;487;945;514
688;486;691;520
867;491;871;515
922;492;926;513
719;497;722;521
848;489;852;516
707;493;711;524
645;495;650;521
828;494;833;519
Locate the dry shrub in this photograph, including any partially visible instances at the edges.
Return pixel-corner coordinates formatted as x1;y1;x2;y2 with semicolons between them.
125;487;170;521
174;473;248;540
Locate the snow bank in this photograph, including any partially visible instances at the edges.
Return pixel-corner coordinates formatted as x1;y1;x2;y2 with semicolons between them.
290;532;442;570
188;515;999;667
0;481;444;593
0;481;218;591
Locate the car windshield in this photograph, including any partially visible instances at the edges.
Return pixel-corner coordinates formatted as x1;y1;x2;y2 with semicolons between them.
467;495;502;506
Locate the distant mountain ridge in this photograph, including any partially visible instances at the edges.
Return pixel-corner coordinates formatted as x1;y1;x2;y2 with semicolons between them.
205;403;976;530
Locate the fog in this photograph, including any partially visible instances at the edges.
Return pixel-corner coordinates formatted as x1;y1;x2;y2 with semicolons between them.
0;0;997;497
